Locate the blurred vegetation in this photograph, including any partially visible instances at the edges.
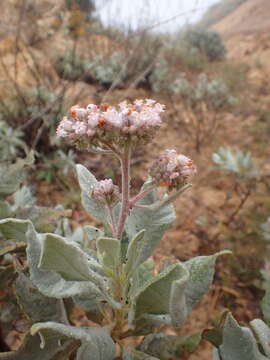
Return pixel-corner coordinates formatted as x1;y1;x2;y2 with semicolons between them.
0;0;269;357
184;28;226;62
198;0;249;29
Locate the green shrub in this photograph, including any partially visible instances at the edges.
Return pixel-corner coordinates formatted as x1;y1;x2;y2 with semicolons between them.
0;121;27;162
149;58;170;93
91;51;127;87
185;28;226;62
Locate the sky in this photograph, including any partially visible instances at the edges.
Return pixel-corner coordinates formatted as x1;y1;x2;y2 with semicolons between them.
95;0;221;33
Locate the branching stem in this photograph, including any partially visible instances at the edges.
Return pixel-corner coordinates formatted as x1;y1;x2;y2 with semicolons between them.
117;145;131;240
129;183;156;208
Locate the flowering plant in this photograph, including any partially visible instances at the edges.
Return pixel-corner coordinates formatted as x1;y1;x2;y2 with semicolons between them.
0;99;229;359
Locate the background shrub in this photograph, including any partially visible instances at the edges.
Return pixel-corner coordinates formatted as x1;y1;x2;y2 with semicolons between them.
185;28;226;61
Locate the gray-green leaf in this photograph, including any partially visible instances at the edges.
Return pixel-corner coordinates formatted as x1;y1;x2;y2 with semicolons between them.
76;164;107;221
250;319;270;358
185;250;231;312
0;218;29;242
219;313;268;360
125;230;146;277
0;332;75;360
212;348;221;360
132;263;189;326
169;266;189;327
31;322;116;360
262;286;270;325
24;219;103;300
39;233;103;283
15;272;67;324
96;237;120;270
123;347;159;360
126;183;175;264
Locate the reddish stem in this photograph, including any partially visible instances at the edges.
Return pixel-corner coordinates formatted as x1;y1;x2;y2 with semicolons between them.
129;184;156;208
117;145;131;240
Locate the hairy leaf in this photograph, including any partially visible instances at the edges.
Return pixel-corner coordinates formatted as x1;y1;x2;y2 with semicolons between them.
0;332;74;360
123;348;159;360
250;319;270;358
185;250;231;312
129;259;155;299
13;186;35;209
262;286;270;325
23;219;103;300
26;225;119;308
125;230;146;277
132;263;188;325
76;164;107;221
140;332;202;359
97;237;120;270
31;322;115;360
219;313;268;360
39;233;103;283
169;266;189;327
0;152;34;197
0;201;11;219
0;218;29;242
212;349;221;360
15;272;67;324
126;182;175;264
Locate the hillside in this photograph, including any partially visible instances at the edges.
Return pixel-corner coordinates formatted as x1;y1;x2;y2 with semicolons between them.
212;0;270;36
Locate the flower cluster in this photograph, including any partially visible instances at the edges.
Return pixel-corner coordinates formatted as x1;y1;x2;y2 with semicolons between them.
150;150;197;191
56;99;165;149
92;179;119;205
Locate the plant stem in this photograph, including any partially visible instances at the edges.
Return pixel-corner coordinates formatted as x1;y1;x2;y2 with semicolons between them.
117;145;131;240
106;203;117;238
148;184;192;211
129;184;155;208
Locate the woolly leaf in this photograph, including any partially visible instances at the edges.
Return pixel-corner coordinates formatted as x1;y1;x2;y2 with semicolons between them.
185;250;231;312
13;186;35;209
250;319;270;358
96;237;120;270
28;225;119;308
123;348;159;360
0;152;34;197
125;230;146;276
31;322;116;360
0;218;29;242
262;286;270;325
15;272;67;324
212;349;221;360
39;233;102;283
126;182;175;263
23;219;102;300
0;201;11;219
140;332;202;359
219;313;268;360
0;332;75;360
132;263;188;325
169;266;189;327
76;164;107;221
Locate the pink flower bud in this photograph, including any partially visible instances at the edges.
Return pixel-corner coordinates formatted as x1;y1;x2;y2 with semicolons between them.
92;179;119;205
150;150;196;191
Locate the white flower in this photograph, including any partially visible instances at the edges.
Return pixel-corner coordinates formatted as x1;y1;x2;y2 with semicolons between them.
56;99;165;149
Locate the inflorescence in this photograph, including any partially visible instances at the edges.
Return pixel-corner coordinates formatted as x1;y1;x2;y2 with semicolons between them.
150;149;197;191
57;99;165;149
57;100;196;195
